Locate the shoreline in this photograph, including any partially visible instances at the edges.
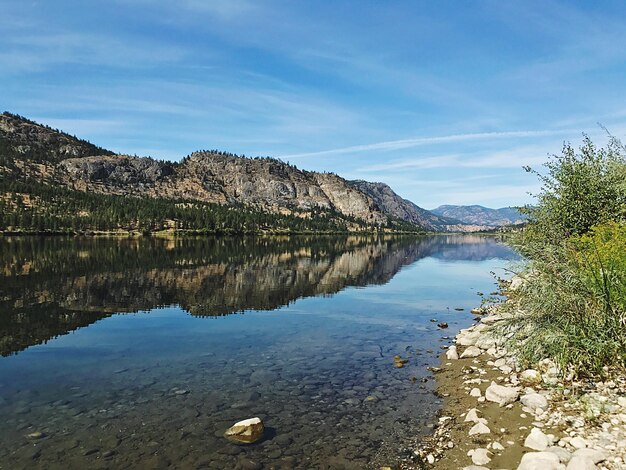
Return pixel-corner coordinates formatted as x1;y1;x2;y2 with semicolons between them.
420;284;626;469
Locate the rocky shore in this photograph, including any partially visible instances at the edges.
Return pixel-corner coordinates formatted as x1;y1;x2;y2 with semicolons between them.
420;284;626;470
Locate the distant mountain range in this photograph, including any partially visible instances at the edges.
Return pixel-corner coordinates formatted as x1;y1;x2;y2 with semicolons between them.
431;204;527;226
0;112;524;233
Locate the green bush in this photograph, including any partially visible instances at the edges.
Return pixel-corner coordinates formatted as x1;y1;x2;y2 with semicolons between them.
509;137;626;378
521;136;626;248
572;222;626;312
509;232;626;377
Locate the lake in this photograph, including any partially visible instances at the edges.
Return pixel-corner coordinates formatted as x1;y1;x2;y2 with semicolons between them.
0;235;517;469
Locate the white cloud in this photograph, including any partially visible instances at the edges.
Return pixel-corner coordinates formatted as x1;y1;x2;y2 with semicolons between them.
280;130;570;160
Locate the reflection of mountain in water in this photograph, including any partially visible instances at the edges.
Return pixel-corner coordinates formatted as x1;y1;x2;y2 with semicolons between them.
417;235;520;262
0;235;516;356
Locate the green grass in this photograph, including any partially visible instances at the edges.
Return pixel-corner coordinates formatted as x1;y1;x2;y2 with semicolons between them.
506;224;626;378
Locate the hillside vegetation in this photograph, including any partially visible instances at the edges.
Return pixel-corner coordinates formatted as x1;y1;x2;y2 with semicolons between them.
0;112;427;234
509;136;626;377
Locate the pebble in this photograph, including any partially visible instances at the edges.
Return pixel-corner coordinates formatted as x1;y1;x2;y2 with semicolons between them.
464;408;481;423
469;448;491;465
570;437;588;449
492;441;505;451
468;422;490;436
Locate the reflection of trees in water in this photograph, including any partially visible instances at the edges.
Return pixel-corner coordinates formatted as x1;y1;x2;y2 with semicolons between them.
0;235;516;356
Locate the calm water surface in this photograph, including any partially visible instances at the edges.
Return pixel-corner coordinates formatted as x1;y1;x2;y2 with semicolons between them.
0;235;517;469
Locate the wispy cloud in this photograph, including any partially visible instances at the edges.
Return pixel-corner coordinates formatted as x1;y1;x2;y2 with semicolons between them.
279;130;570;159
0;32;188;74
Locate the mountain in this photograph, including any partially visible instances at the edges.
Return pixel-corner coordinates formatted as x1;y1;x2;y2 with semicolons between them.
1;112;516;234
348;180;460;231
57;152;389;225
0;112;431;233
431;204;526;226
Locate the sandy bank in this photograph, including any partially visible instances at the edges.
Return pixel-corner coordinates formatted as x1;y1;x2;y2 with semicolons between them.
420;289;626;470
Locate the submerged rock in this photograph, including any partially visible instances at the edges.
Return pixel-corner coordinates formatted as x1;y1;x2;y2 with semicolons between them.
393;355;409;368
224;417;265;444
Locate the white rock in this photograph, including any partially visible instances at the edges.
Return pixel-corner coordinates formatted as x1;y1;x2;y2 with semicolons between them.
463;467;490;470
470;388;482;397
520;369;542;384
471;448;491;465
566;456;597;470
570;437;588;449
446;345;459;360
517;451;565;470
521;393;549;412
525;428;550;451
481;314;503;324
485;381;520;406
224;417;265;443
469;422;491;436
492;441;505;451
571;448;607;464
495;358;507;367
465;408;481;423
509;276;524;290
475;335;497;350
547;446;572;463
457;331;481;346
461;346;482;358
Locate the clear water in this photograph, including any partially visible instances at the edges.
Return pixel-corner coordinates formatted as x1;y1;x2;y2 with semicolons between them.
0;235;517;470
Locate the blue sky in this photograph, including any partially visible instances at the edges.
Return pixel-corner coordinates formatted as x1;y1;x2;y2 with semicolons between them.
2;1;626;208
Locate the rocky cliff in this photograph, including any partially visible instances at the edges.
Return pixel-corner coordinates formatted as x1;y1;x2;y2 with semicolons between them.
348;180;460;231
0;112;114;164
1;112;498;232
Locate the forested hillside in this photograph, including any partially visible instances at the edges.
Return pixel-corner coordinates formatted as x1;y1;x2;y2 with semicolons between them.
0;112;421;234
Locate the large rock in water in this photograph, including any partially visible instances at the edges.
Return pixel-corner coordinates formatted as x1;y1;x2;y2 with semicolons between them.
224;417;265;444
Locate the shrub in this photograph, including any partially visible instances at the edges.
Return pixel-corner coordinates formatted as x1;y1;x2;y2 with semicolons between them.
521;136;626;248
509;136;626;378
508;233;626;377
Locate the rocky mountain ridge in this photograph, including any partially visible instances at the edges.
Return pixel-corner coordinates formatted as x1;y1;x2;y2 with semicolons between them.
1;112;519;232
348;180;458;231
432;204;526;227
